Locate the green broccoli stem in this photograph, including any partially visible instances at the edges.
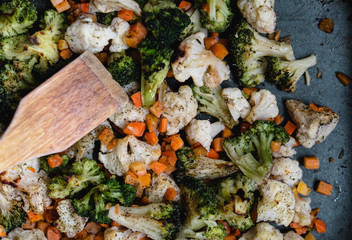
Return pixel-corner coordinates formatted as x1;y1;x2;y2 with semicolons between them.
208;0;231;21
285;55;317;78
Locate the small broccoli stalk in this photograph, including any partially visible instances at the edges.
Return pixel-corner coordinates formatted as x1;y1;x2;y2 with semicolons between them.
142;0;191;46
230;20;295;87
107;51;141;87
48;158;106;199
176;147;238;180
0;0;37;37
40;154;70;174
223;120;289;183
139;37;174;107
0;189;26;233
108;203;181;240
96;12;117;26
195;0;233;33
215;173;257;231
266;55;317;92
192;85;236;129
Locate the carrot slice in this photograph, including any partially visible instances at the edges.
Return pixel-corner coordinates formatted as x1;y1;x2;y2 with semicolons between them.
107;139;117;150
55;0;71;13
118;9;134;21
206;149;219;159
203;3;210;12
36;221;50;234
138;173;151;189
164;165;177;175
77;3;89;13
58;40;69;50
274;114;284;124
211;43;229;60
193;145;208;157
222;127;234;138
204;33;219;50
170;135;184;151
27;212;43;222
47;226;62;240
123;122;146;137
130;162;147;176
98;128;114;145
316;181;333;196
304;156;320;169
110;221;121;227
158;118;168;133
73;229;87;239
149;161;168;175
178;0;192;11
125;171;139;185
314;219;327;233
297;181;311;196
242;87;257;97
60;49;73;59
146;113;159;132
51;0;64;7
131;91;142;108
164;187;178;201
212;138;224;152
47;154;63;168
162;151;177;166
284;121;297;135
124;22;147;48
149;101;166;118
270;141;281;152
145;131;159;146
295;227;307;235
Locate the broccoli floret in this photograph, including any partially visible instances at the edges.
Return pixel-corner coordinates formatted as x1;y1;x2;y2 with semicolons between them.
229;20;295;87
0;34;33;61
0;189;26;233
223;120;289;183
195;0;233;33
73;176;136;224
139;37;173;107
176;147;238;180
0;0;37;37
142;0;191;46
136;0;148;8
215;173;257;231
40;154;70;174
192;85;236;129
107;51;141;86
179;219;227;240
96;12;117;26
109;203;181;240
266;55;317;92
48;158;106;199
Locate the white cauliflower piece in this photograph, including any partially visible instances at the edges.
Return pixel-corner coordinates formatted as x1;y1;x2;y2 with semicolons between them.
159;84;198;135
286;99;339;148
99;135;161;176
271;158;302;187
257;179;295;226
293;196;311;226
222;87;251;123
239;222;283;240
284;231;304;240
245;89;279;124
56;200;89;238
109;100;149;129
237;0;276;34
109;17;130;52
272;136;297;158
91;0;142;16
104;228;146;240
145;173;180;203
172;32;230;88
185;120;225;151
3;228;47;240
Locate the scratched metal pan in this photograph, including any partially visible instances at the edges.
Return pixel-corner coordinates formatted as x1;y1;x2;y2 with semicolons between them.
28;0;352;239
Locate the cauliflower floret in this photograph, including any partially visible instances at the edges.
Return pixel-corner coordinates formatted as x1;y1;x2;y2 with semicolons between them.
145;173;180;203
271;158;302;187
104;228;146;240
56;200;89;238
99;135;161;176
90;0;142;16
293;196;311;226
257;179;295;226
222;87;251;123
272;136;297;158
286;99;339;148
159;84;198;135
172;32;230;88
245;89;279;124
109;100;149;129
65;16;129;54
3;228;47;240
284;231;304;240
185;120;225;151
239;222;283;240
237;0;276;34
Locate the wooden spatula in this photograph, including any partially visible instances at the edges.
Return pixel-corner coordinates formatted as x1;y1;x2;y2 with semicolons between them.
0;51;129;172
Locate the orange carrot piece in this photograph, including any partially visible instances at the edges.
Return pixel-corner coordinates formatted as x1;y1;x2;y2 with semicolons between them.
164;187;178;201
314;219;327;233
290;222;303;229
305;232;316;240
47;226;62;240
99;223;109;228
242;87;257;97
131;91;142;108
149;161;168;175
55;0;71;13
60;49;73;59
304;156;320;169
164;165;177;175
274;114;284;124
163;134;180;143
146;114;160;132
270;141;281;152
295;227;307;235
316;181;333;196
178;0;192;11
95;52;108;64
212;138;225;152
222;127;234;138
27;167;35;173
162;151;177;166
211;43;229;60
78;3;89;13
158;117;168;133
130;162;147;176
149;101;166;118
206;149;220;159
170;135;184;151
125;171;139;185
145;131;159;146
43;209;59;223
297;181;311;196
110;221;121;227
58;40;69;50
285;121;297;135
123;122;146;137
73;229;87;239
141;196;151;204
98;128;114;145
204;33;219;50
193;145;208;157
124;22;148;48
36;221;50;234
138;173;151;189
203;3;210;12
27;212;44;222
51;0;64;7
107;139;117;150
224;235;237;240
118;9;134;21
47;154;63;168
